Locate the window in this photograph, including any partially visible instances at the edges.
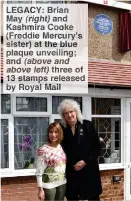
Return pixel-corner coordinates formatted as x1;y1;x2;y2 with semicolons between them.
1;119;9;168
92;98;121;115
13;96;49;170
1;94;50;176
52;96;82;114
92;98;121;164
1;93;125;177
1;95;10;170
16;97;47;112
1;95;11;114
14;117;49;169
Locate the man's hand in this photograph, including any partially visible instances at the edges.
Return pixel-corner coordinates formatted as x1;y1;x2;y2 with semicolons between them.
38;188;45;201
74;160;86;171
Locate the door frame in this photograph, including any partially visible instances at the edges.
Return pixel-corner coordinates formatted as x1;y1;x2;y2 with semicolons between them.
125;98;131;201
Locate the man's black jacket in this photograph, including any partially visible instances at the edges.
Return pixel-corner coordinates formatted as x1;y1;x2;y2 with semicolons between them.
61;119;102;196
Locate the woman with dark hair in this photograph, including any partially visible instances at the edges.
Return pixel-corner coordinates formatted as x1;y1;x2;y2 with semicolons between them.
36;122;66;201
58;99;102;201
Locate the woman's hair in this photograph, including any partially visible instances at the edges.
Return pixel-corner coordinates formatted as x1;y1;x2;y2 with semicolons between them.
58;99;84;127
47;122;63;144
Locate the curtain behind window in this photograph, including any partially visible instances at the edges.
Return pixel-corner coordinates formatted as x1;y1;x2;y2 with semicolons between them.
119;11;131;52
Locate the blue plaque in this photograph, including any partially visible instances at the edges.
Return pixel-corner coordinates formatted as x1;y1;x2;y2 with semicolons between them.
94;14;113;35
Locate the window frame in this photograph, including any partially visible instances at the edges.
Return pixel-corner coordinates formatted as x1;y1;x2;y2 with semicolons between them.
51;95;84;115
1;94;52;177
12;94;51;116
1;116;11;172
89;90;125;170
1;90;127;177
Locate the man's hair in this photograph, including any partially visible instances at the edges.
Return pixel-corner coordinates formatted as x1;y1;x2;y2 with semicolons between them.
58;99;84;127
47;122;63;145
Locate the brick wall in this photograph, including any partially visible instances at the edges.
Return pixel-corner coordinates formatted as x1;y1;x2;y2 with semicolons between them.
1;169;124;201
100;169;124;201
88;4;131;62
1;176;39;201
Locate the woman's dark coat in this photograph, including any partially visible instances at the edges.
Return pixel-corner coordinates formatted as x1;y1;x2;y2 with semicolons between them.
61;119;102;197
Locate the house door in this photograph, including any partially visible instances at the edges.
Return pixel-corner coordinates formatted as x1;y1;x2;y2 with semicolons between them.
126;99;131;201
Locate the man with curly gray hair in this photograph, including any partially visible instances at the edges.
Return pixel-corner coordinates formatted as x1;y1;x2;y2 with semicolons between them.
58;99;102;201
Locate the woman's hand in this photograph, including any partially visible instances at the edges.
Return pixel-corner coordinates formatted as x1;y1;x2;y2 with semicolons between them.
38;188;45;201
74;160;86;171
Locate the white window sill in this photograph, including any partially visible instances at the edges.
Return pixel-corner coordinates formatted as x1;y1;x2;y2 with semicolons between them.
100;163;125;171
1;165;125;178
1;169;36;178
